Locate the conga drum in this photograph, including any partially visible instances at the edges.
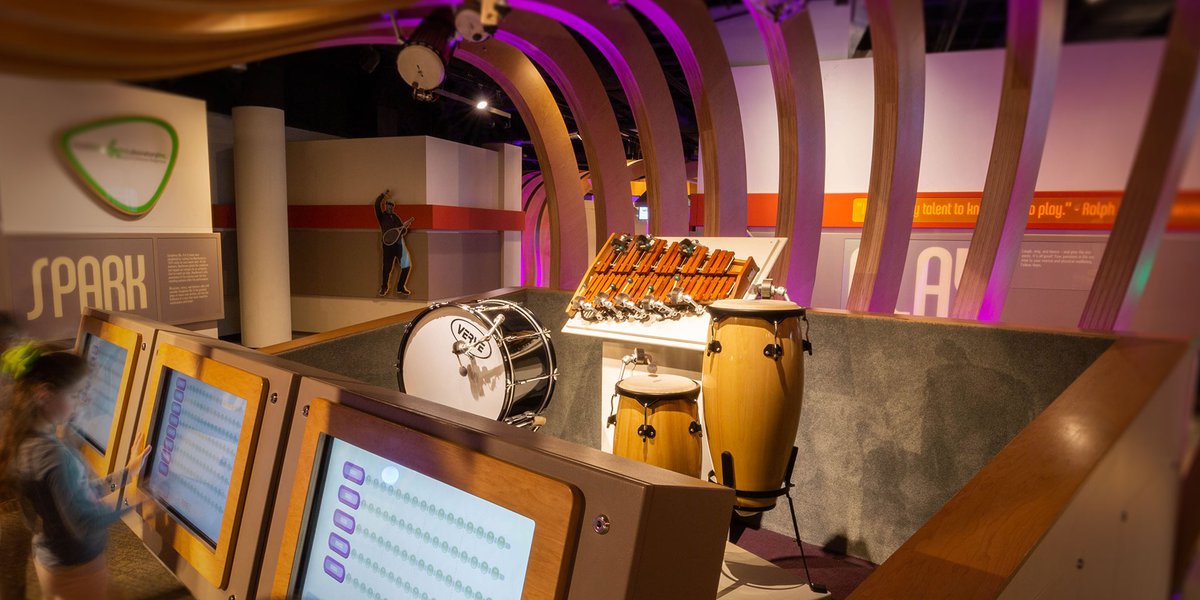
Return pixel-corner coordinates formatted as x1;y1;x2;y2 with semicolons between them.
612;374;703;477
702;299;808;512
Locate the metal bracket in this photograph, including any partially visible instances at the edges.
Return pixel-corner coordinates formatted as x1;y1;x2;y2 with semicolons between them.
708;340;722;354
637;424;657;439
763;344;784;359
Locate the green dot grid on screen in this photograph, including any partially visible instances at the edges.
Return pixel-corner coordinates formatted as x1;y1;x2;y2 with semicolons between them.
298;438;535;600
143;369;248;547
71;333;128;453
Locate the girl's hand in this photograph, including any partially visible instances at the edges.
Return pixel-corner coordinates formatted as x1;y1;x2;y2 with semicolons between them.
126;432;152;475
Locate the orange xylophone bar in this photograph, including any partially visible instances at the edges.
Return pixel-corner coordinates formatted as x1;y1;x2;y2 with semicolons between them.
637;240;666;274
594;240;617;274
655;243;679;274
660;244;683;273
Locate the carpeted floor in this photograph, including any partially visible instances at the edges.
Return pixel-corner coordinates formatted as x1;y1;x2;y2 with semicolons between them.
21;522;190;600
9;518;876;600
730;523;878;600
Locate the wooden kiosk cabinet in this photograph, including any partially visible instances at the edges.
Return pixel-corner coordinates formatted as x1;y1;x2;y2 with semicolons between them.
259;377;736;600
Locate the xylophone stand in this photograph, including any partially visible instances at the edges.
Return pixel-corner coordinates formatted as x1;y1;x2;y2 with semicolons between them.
714;446;828;594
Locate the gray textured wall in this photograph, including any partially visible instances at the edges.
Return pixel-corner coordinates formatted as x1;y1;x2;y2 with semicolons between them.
772;312;1112;562
277;289;604;449
275;291;1113;564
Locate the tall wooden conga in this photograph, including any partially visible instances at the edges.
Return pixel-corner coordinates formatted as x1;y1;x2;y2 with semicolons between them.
612;374;703;477
702;299;808;512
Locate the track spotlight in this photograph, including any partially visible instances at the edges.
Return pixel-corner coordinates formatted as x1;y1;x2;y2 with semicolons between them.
476;99;489;110
455;0;509;43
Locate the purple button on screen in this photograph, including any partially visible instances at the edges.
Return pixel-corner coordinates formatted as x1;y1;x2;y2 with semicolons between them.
328;532;350;558
161;448;172;462
176;378;187;391
342;462;365;485
166;425;177;440
333;509;355;534
323;557;345;583
163;437;174;452
170;402;182;416
168;413;180;427
337;485;360;509
158;461;169;476
173;389;185;402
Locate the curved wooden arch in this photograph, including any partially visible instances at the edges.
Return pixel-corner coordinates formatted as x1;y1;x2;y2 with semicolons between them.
455;39;589;290
511;0;690;236
626;0;747;236
0;2;398;41
749;7;825;305
627;159;647;182
845;0;926;313
343;19;591;290
496;11;634;250
950;0;1065;321
522;174;549;286
1079;0;1200;330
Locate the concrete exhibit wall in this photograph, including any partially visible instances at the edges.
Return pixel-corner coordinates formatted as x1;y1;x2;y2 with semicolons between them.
275;287;1112;564
278;288;603;448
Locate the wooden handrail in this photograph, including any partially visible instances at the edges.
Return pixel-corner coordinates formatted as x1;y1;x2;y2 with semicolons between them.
850;336;1192;599
1174;425;1200;595
259;286;526;355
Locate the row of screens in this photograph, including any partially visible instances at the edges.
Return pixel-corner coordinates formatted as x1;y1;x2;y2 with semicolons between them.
70;322;546;599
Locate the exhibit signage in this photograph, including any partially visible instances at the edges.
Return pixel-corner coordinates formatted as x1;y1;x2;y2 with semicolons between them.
5;233;222;340
59;116;179;217
841;236;1105;317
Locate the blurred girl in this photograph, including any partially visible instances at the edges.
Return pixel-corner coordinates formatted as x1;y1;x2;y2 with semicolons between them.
0;344;149;600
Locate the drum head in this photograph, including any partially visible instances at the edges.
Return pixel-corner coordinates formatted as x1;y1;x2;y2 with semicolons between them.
707;299;806;319
399;304;507;419
616;374;700;402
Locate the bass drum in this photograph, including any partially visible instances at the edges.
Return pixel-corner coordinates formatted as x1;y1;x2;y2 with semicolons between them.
397;299;557;426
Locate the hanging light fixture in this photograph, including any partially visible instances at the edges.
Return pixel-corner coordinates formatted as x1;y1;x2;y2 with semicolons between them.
747;0;807;22
395;7;457;101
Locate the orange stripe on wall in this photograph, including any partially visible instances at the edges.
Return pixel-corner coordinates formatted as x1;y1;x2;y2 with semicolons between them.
212;204;524;231
688;191;1200;231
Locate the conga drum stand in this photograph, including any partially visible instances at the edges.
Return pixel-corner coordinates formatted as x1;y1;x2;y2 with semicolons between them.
711;445;827;594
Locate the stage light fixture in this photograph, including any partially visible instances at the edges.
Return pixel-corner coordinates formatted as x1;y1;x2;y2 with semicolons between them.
476;100;489;110
748;0;806;22
455;0;509;43
395;7;457;101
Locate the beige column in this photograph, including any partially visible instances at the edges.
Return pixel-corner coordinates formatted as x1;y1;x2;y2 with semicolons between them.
486;142;523;288
232;106;292;347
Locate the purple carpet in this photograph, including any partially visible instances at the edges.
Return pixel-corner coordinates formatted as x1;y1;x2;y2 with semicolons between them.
731;524;878;600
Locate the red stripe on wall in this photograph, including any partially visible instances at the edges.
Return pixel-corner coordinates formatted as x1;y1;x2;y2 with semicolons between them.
212;204;524;231
688;191;1200;231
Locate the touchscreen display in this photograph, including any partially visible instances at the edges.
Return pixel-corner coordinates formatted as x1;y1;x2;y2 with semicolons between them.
72;333;128;453
142;368;248;547
296;438;536;600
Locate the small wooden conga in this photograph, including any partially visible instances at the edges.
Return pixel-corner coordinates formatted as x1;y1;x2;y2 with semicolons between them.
702;299;808;512
613;374;703;477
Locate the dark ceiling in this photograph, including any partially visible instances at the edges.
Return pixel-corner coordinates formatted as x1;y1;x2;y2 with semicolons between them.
136;0;1175;174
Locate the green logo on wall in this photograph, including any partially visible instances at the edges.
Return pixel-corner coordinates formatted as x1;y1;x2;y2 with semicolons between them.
59;116;178;217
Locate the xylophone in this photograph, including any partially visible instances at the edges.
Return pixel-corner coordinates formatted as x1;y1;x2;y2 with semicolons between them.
567;233;758;322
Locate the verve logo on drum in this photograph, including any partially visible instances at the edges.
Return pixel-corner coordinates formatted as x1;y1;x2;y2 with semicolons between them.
451;318;492;358
25;254;149;320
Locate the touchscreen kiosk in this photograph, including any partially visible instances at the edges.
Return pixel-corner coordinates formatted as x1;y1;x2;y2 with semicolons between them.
69;314;143;478
127;331;301;600
261;377;734;600
275;397;577;599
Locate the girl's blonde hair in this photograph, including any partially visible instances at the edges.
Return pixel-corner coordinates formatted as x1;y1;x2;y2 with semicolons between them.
0;344;86;494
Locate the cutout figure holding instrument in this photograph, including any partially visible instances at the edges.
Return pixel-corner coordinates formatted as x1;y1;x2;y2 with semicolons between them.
374;189;416;296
